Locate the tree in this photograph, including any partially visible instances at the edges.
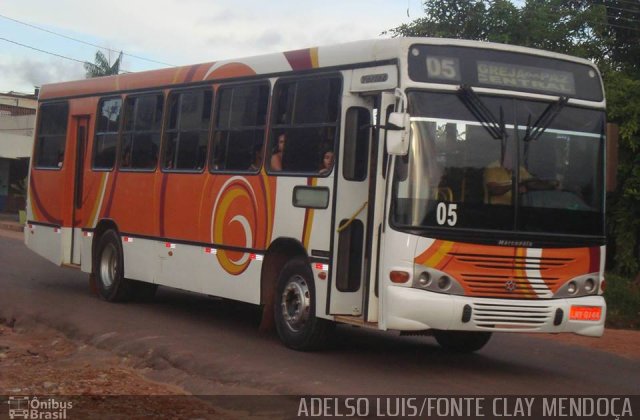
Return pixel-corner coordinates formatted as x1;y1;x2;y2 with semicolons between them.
84;50;123;78
389;0;640;275
388;1;605;61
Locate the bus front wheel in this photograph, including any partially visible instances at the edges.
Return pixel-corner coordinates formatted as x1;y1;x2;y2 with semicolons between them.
274;257;332;351
433;330;492;353
94;229;132;302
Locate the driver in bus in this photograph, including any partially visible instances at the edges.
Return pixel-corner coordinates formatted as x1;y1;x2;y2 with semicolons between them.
485;160;560;205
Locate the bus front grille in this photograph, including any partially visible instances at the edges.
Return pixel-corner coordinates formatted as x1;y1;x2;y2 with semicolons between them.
471;302;554;330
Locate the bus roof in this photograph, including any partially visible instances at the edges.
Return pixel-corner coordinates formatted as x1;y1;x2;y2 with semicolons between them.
38;37;599;101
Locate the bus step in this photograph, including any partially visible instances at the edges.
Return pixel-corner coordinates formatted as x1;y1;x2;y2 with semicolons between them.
62;263;81;270
333;315;378;329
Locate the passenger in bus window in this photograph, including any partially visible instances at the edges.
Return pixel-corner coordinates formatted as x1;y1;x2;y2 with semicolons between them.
270;133;286;171
164;144;175;169
121;146;132;168
249;143;264;171
318;149;334;175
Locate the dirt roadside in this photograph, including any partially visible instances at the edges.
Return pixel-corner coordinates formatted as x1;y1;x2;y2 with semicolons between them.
0;320;246;418
1;309;638;418
2;316;638;397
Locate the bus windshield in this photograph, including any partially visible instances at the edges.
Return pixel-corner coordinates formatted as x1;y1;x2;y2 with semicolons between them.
391;91;605;237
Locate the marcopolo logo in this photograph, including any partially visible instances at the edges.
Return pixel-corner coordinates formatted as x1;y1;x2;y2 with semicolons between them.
6;396;73;419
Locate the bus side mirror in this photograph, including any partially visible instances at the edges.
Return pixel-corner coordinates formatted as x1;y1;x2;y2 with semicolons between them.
386;112;410;156
607;123;618;192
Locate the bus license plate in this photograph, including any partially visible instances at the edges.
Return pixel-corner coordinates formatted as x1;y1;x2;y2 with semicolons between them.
569;306;602;321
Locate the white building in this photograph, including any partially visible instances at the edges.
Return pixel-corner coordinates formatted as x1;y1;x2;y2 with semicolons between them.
0;91;36;213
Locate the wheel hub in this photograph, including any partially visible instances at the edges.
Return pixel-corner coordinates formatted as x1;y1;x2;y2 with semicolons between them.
99;243;118;288
280;275;311;332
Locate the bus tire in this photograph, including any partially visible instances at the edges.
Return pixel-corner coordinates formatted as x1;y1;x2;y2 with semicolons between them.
94;229;132;302
274;257;332;351
433;330;492;353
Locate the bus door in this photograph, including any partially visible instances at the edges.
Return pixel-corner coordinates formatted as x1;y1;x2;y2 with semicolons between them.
70;115;89;265
329;93;375;316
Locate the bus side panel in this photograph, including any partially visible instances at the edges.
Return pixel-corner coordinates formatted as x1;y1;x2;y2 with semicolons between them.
24;224;66;266
103;172;158;236
26;107;73;265
80;232;93;273
296;176;334;320
118;235;263;304
198;248;262;304
267;176;335;319
157;172;209;243
121;236;160;284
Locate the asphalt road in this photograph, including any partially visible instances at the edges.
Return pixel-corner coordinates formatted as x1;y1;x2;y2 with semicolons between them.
1;235;638;396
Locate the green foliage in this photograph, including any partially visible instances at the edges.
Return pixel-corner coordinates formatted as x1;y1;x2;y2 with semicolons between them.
390;0;640;277
84;50;123;78
605;273;640;329
604;68;640;274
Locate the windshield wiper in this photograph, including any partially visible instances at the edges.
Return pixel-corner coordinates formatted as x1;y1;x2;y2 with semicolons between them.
523;96;569;143
457;85;507;141
458;85;509;164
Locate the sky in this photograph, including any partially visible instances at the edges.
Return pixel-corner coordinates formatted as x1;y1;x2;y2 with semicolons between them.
0;0;425;94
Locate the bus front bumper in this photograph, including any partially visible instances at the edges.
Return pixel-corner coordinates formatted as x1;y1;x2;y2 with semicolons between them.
385;286;605;337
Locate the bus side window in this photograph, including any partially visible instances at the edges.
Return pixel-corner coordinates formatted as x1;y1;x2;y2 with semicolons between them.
34;102;69;169
163;89;212;171
120;94;164;171
269;76;342;174
92;97;121;171
211;83;269;172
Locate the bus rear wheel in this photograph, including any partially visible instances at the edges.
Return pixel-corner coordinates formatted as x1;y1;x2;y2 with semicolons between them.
94;229;132;302
274;257;332;351
433;330;492;353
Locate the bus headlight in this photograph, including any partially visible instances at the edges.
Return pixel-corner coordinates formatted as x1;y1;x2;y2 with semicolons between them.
412;266;464;295
553;273;601;298
418;271;431;287
583;278;596;294
437;276;451;291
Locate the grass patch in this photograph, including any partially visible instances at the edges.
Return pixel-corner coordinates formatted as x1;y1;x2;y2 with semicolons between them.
605;273;640;329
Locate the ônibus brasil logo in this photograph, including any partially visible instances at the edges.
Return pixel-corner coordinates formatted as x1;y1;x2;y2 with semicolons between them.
6;396;73;419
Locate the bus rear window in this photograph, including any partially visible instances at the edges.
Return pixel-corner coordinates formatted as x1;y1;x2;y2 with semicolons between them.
34;102;69;169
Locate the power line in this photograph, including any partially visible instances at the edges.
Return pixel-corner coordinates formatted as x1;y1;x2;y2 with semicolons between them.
0;13;175;67
604;5;640;15
0;36;87;64
607;13;640;24
591;20;640;33
611;0;640;9
0;37;131;73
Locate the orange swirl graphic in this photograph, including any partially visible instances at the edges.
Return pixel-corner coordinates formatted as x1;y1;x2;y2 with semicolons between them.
212;178;258;275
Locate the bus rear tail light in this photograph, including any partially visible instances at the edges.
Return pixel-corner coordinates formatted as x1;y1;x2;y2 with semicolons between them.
390;271;410;284
600;278;606;292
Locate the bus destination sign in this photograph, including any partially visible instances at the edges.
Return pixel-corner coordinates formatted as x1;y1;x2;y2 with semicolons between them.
408;44;602;101
477;61;575;95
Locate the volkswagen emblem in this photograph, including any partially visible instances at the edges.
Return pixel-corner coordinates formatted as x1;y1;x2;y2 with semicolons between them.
504;280;517;292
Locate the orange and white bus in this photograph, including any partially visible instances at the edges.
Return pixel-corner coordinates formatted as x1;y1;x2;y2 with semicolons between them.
25;38;609;352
